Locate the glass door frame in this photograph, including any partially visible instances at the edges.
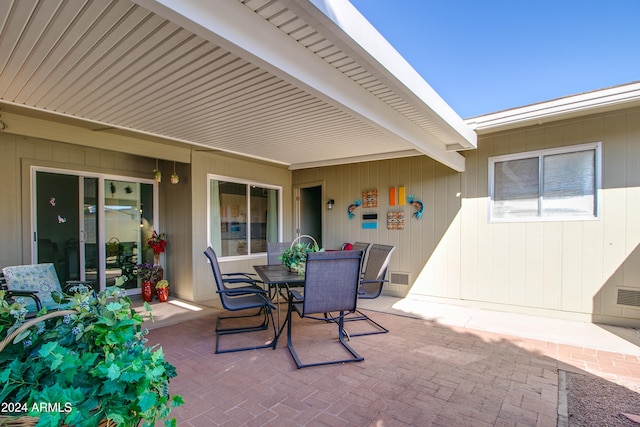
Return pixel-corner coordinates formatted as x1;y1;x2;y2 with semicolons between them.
30;166;159;294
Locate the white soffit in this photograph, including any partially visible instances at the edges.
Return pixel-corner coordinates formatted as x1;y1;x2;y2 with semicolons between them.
466;81;640;135
303;0;476;149
0;0;475;171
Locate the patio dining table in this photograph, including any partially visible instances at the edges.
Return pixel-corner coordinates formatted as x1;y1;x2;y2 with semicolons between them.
253;264;304;339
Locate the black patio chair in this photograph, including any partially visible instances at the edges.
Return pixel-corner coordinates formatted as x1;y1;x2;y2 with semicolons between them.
286;250;364;368
267;241;291;266
266;241;292;299
204;247;277;354
350;241;371;273
347;243;395;336
202;247;263;290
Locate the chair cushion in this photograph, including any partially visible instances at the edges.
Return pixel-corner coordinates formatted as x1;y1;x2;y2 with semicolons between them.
2;264;65;311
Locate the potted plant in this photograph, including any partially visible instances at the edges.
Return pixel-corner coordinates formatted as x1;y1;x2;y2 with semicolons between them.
155;280;169;303
279;235;322;274
147;231;167;266
133;263;163;302
0;284;184;426
146;231;167;287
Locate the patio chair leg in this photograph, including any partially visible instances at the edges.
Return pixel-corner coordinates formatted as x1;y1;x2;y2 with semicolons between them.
336;314;361;358
216;306;267;331
324;311;353;340
287;308;364;369
344;309;389;336
215;307;277;354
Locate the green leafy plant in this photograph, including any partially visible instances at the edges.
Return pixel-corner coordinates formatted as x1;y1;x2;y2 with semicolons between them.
154;280;169;289
0;284;184;427
133;263;163;283
279;238;322;275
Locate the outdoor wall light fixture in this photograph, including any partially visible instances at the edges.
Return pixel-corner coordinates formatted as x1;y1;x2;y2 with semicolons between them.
326;199;335;210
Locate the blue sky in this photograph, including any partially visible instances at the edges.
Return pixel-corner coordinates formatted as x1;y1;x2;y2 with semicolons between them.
349;1;640;119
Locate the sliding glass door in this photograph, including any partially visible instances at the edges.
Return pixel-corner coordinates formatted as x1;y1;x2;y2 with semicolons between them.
35;172;97;287
104;179;155;289
34;169;156;293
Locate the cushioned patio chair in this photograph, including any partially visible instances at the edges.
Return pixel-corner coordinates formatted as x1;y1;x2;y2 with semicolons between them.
0;272;43;317
347;243;395;336
2;263;92;315
286;250;364;368
204;247;277;353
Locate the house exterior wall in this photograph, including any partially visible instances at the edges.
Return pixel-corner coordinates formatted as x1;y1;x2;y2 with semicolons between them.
293;105;640;327
458;106;640;327
161;160;193;302
0;132;161;267
3;104;639;327
190;150;293;302
292;157;462;298
0;120;293;306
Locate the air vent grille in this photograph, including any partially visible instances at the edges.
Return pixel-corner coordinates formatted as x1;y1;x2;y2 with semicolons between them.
617;289;640;307
390;272;410;286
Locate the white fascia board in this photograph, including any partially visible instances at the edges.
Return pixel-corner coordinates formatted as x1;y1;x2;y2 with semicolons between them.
467;81;640;134
305;0;476;150
132;0;467;171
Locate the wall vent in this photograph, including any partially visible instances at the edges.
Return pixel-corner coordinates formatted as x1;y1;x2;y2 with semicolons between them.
617;289;640;307
390;272;410;286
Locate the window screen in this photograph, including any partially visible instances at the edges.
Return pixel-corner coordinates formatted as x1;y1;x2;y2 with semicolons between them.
489;143;599;221
493;157;539;219
542;150;595;217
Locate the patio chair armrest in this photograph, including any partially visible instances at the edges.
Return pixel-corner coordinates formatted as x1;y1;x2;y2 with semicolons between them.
218;287;268;297
288;289;303;302
4;290;43;312
223;272;259;280
360;279;389;285
357;279;389;297
222;277;264;292
222;277;250;283
222;275;263;285
218;287;274;307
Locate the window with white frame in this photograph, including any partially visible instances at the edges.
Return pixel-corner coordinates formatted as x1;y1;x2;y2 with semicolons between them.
489;142;600;222
208;175;282;258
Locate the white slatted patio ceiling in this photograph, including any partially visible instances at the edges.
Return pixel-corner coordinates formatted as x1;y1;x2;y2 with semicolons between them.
0;0;476;171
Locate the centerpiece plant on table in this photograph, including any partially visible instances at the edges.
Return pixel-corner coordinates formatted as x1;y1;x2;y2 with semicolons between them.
0;281;184;427
279;235;322;274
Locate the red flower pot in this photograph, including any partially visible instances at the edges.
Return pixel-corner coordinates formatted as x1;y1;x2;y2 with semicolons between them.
142;281;153;302
156;287;169;302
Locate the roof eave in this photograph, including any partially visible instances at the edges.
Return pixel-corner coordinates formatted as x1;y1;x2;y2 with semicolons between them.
135;0;473;172
303;0;477;150
466;81;640;135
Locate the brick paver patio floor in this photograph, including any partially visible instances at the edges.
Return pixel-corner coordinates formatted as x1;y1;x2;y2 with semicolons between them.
146;306;640;426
